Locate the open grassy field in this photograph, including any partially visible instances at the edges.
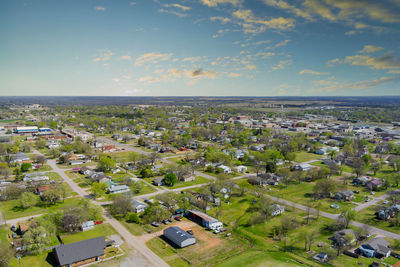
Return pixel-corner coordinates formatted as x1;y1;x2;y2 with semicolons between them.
294;151;323;163
267;182;356;214
166;176;210;189
60;223;117;244
0;197;83;219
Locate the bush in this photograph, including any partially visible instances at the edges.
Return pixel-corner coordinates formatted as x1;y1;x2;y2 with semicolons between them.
20;163;32;172
164;172;177;186
126;212;141;223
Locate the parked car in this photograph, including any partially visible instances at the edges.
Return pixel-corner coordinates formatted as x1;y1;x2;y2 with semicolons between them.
330;204;339;209
94;220;103;225
175;216;181;221
383;200;389;204
151;221;160;227
186;229;194;235
162;219;169;225
353;190;360;194
365;198;370;202
213;229;220;234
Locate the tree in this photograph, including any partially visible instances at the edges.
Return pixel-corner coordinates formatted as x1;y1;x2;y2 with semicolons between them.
111;194;133;215
285;152;296;163
352;157;365;177
126;212;141;223
19;192;37;209
35;139;47;149
90;182;108;198
0;163;11;178
23;226;50;251
164;172;178;186
313;179;338;199
131;180;143;194
149;152;161;166
20;143;31;153
62;212;81;232
370;161;381;176
33;155;47;165
1;184;23;200
340;208;357;228
49;148;61;159
129;152;140;164
41;188;61;204
20;162;32;172
0;241;13;267
98;155;115;172
328;150;337;160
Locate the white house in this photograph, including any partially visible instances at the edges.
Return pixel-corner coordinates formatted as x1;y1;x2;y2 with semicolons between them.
131;200;148;213
235;165;247;173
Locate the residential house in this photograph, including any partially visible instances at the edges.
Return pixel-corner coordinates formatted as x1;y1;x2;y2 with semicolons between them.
271;204;285;216
35;184;56;195
131;200;148;213
294;163;313;171
108;184;130;194
367;179;383;191
358;237;391;258
378;205;400;220
335;190;355;201
23;172;49;183
330;229;356;248
163;226;196;248
153;177;164;186
235;165;247;173
11;152;32;165
53;236;108;267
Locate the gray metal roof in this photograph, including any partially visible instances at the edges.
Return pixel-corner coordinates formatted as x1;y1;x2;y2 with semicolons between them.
164;226;194;244
54;236;106;266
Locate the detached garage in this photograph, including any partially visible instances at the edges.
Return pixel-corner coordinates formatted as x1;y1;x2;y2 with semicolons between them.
163;226;196;248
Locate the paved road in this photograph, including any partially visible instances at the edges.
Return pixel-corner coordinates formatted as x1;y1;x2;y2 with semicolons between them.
6;214;43;226
34;150;169;267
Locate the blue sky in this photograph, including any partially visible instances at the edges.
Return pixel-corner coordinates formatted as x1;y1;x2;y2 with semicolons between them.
1;0;400;96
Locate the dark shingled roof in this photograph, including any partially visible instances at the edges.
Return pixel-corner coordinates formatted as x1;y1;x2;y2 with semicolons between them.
54;236;106;266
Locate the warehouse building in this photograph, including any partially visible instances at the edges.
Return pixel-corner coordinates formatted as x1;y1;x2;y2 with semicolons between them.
163;226;196;248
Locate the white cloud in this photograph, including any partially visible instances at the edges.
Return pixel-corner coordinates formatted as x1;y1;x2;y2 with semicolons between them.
299;69;329;75
129;2;136;6
326;58;342;67
163;3;191;11
134;52;173;66
228;72;243;77
271;60;292;70
93;51;114;62
158;9;187;18
201;0;242;7
358;45;384;54
275;39;290;47
120;55;132;61
233;9;295;34
94;6;106;11
344;53;400;70
210;16;231;24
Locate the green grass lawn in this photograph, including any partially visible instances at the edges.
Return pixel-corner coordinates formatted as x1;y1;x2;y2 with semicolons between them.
9;251;55;267
357;205;400;234
294;151;323;163
215;251;305;267
268;182;356;214
131;180;157;196
0;197;83;220
164;176;210;189
60;223;117;244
